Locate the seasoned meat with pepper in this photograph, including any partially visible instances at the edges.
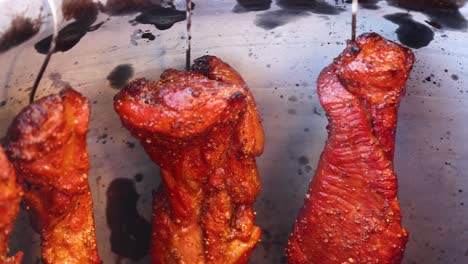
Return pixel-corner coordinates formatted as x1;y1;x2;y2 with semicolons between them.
0;147;22;264
287;33;414;264
4;88;101;264
114;55;264;264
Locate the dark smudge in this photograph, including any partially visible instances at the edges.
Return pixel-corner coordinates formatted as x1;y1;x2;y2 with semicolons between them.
134;173;144;182
255;9;310;30
134;6;187;30
233;0;272;13
48;72;71;89
347;0;381;9
251;0;344;29
141;32;156;40
387;0;468;30
107;64;134;89
298;155;310;165
87;21;105;31
425;20;442;29
0;16;41;53
106;178;151;260
34;8;104;54
384;13;434;49
277;0;345;15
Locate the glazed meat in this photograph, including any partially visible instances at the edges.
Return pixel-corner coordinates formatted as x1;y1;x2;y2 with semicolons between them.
4;88;100;264
287;33;414;264
114;55;265;264
0;147;22;264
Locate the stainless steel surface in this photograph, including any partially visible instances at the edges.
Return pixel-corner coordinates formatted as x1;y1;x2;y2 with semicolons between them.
0;0;467;263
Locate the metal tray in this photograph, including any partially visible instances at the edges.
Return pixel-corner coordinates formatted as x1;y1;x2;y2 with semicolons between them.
0;0;467;263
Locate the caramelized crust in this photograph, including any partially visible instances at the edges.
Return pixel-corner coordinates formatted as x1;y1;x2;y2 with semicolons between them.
114;56;264;264
4;88;100;264
0;147;23;264
287;33;414;264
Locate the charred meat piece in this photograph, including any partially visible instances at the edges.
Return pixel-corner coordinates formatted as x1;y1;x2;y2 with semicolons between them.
287;33;414;264
114;55;265;264
4;88;100;264
0;147;23;264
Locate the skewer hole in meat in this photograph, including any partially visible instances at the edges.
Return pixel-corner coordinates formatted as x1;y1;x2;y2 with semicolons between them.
4;88;101;264
287;33;414;264
114;55;265;264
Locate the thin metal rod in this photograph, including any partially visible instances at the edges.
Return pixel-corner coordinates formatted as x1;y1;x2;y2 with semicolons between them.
351;0;358;42
185;0;192;71
30;0;59;104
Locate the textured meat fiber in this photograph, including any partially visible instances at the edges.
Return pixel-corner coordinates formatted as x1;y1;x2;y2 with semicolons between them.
287;33;414;264
114;56;265;264
0;147;22;264
4;88;101;264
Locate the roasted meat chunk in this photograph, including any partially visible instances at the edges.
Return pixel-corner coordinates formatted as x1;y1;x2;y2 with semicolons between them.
287;33;414;264
4;88;100;264
114;55;265;264
0;147;22;264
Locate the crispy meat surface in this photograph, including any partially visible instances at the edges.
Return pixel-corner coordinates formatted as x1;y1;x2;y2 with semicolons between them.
287;33;414;264
114;55;265;264
4;88;100;264
0;147;22;264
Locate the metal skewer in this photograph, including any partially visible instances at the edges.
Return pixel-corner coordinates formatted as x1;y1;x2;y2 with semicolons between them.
30;0;59;104
185;0;193;71
351;0;358;42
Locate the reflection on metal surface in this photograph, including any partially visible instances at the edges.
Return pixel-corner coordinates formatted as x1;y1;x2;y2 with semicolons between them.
0;16;41;54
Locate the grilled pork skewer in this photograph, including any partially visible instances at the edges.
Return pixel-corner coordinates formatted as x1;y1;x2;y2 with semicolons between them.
0;147;23;264
287;33;414;264
114;56;264;264
4;88;100;264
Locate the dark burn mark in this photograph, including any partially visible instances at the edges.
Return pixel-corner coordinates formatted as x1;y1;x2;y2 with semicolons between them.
353;0;381;10
255;9;310;30
126;141;136;148
298;155;310;165
141;32;156;40
451;74;459;81
106;178;151;260
277;0;345;15
387;0;468;30
384;13;434;49
251;0;343;29
107;64;134;89
34;10;104;54
48;72;71;89
0;101;6;107
233;0;272;13
134;173;144;182
0;16;41;53
134;6;186;30
313;106;322;116
287;108;297;115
